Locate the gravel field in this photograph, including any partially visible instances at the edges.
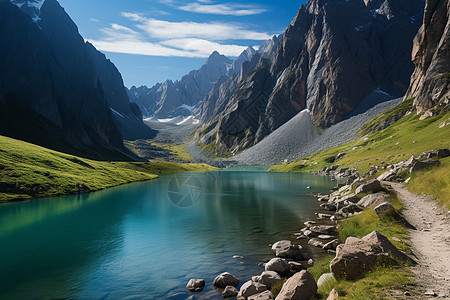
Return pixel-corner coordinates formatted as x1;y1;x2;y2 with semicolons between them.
228;95;402;165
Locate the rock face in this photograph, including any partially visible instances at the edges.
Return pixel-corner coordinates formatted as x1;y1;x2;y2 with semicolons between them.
330;231;413;280
0;0;153;159
128;51;232;118
213;272;239;288
197;0;424;156
404;0;450;112
275;270;318;300
186;279;205;292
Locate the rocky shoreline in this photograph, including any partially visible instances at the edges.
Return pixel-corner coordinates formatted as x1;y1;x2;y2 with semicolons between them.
184;148;449;300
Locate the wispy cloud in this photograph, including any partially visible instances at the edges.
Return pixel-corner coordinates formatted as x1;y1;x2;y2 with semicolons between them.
122;12;271;40
178;2;268;16
88;10;273;58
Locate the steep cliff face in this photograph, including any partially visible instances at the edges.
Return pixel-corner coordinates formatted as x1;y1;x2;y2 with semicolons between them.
129;51;232;118
198;0;424;156
0;0;151;158
404;0;449;112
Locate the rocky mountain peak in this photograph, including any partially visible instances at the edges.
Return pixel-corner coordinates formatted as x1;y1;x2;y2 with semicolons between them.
10;0;45;23
404;0;449;112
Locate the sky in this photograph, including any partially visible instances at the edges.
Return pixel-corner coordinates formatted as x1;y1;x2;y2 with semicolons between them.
57;0;306;88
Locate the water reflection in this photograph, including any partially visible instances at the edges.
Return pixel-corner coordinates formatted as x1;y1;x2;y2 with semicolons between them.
0;171;338;299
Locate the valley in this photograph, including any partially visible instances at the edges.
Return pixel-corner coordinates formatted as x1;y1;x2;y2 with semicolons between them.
0;0;449;299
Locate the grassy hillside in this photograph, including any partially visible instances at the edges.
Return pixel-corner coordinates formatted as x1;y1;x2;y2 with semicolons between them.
0;135;217;202
270;103;450;206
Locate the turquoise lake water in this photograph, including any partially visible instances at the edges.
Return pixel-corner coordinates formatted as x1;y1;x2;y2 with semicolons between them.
0;171;338;299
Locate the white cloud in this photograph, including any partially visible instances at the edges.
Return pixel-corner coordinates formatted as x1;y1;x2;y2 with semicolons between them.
88;11;274;58
90;18;100;22
89;39;207;57
161;38;247;56
178;3;267;16
121;13;271;40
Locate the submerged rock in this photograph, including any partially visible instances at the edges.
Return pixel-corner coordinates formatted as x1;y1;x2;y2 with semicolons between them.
222;285;239;298
213;272;239;288
186;279;205;292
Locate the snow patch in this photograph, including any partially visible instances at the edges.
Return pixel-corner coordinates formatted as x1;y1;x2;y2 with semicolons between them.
110;107;126;118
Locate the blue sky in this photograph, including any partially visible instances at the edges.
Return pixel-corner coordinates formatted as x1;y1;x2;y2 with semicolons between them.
58;0;306;88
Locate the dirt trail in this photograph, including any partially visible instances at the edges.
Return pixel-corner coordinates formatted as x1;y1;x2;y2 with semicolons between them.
385;182;450;298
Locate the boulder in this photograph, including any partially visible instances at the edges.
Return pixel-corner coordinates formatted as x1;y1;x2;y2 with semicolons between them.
222;285;238;298
327;289;339;300
248;291;274;300
330;231;413;280
322;239;339;251
288;261;304;271
213;272;239;288
308;225;336;235
252;271;282;288
265;258;290;274
320;203;337;211
357;192;390;207
340;193;359;203
409;159;440;173
374;202;400;219
317;273;335;287
186;279;205;292
377;170;397;182
335;153;346;160
275;270;318;300
308;238;324;248
237;281;267;300
271;240;303;259
355;179;382;194
318;235;334;240
337;204;362;216
316;213;333;219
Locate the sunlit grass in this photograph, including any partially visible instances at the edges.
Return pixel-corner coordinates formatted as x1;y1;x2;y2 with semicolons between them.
407;157;450;209
0;135;217;202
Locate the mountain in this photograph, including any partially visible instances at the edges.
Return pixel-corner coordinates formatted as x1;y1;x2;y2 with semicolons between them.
196;0;424;156
128;51;233;119
198;36;281;124
404;0;449;113
0;0;154;159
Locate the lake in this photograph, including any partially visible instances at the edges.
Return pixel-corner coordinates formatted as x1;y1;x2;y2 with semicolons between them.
0;170;339;299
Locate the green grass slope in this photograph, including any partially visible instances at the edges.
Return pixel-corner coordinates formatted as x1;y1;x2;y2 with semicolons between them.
270;102;450;206
0;135;217;202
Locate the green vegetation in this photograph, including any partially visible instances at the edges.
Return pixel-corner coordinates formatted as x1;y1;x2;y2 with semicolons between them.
358;98;414;136
312;266;415;300
307;194;413;299
0;135;217;202
269;109;450;175
407;156;450;208
152;142;192;161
